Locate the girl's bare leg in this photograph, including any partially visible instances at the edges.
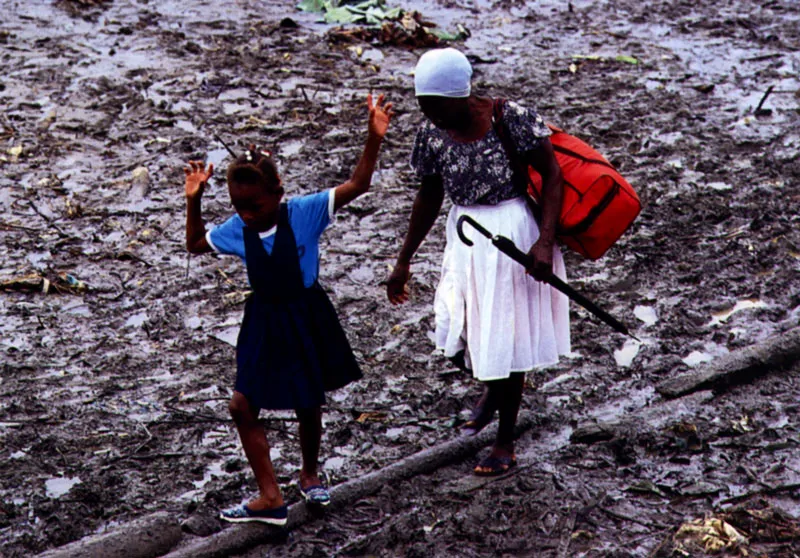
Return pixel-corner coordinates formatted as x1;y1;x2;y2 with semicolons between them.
229;391;284;510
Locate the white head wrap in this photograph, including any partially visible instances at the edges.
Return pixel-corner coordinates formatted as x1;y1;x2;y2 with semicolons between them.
414;48;472;98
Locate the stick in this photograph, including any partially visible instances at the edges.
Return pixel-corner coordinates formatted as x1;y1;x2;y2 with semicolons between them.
162;413;538;558
754;85;775;114
719;482;800;506
34;512;182;558
213;134;238;158
656;326;800;398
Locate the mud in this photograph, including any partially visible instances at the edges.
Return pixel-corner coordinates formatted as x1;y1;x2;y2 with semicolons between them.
1;0;799;556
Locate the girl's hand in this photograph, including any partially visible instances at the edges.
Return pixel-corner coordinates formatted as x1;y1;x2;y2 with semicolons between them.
184;160;214;200
387;262;410;305
367;93;393;139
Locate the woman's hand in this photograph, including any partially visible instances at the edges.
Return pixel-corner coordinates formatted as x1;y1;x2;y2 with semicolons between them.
367;93;393;139
387;261;410;305
184;160;214;200
526;240;553;281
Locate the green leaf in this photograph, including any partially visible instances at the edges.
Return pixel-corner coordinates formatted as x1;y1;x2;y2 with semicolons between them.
426;26;469;41
615;54;639;64
324;6;360;23
384;7;403;19
296;0;329;13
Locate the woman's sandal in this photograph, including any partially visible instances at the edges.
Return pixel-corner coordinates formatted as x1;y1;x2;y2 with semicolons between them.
461;390;496;436
462;407;495;436
473;454;517;476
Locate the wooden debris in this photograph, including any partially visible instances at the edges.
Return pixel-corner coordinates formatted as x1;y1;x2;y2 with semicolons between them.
34;512;182;558
656;327;800;398
162;413;537;558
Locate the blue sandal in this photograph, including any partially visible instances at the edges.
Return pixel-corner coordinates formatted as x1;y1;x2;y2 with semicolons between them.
299;482;331;506
219;504;288;526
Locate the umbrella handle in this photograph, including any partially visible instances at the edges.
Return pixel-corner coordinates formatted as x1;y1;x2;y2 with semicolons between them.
457;215;493;247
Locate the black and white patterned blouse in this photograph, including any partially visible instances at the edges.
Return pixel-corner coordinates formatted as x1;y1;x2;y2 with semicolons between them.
410;100;551;206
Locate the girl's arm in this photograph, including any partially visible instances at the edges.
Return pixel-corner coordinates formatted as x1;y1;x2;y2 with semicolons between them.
524;139;563;279
333;94;394;212
386;174;444;305
184;161;214;254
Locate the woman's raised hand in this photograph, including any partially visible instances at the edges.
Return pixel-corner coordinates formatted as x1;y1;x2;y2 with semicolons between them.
184;160;214;200
367;93;393;139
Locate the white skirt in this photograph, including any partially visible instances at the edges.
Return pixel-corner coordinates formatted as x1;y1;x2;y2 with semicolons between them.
434;197;571;381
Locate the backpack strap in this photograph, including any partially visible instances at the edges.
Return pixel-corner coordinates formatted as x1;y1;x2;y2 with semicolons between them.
491;98;542;224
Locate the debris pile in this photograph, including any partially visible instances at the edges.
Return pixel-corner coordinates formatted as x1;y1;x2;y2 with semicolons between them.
298;0;470;47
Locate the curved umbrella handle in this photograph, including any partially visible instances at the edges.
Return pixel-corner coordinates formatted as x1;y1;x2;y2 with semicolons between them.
457;215;492;247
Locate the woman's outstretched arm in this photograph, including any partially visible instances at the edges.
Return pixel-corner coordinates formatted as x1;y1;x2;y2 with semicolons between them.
387;174;444;305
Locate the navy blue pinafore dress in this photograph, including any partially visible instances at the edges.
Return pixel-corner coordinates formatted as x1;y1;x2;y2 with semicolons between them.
235;203;362;410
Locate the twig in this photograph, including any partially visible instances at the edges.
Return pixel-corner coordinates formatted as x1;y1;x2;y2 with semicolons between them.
600;506;671;530
754;85;775;114
720;482;800;505
0;221;39;234
128;452;185;461
24;199;68;237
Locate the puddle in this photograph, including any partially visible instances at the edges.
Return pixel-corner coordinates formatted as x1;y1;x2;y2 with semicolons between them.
683;350;714;367
323;456;346;471
614;339;641;367
205;148;231;169
45;477;81;499
209;327;239;347
279;139;305;158
192;460;227;490
634;305;658;326
683;343;729;367
708;299;767;327
124;312;148;328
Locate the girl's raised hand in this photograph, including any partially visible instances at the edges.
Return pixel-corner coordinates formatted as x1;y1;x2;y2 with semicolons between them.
184;160;214;200
367;93;393;139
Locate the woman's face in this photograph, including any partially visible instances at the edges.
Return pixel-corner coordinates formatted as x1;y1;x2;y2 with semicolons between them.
417;96;470;130
229;182;283;231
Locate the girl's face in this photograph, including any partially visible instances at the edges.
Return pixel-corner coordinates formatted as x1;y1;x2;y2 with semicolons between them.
229;182;284;232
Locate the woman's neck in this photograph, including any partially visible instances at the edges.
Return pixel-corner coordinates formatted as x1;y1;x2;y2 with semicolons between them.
447;96;493;143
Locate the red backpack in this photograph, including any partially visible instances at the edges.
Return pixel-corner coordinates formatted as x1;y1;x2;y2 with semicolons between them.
493;99;641;260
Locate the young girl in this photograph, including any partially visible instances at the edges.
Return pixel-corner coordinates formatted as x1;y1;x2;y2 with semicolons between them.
183;94;393;525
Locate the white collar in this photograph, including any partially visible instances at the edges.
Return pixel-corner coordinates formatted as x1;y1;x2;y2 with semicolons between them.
257;226;277;239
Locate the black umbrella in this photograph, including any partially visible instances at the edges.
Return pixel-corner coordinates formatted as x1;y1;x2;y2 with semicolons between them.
457;215;639;340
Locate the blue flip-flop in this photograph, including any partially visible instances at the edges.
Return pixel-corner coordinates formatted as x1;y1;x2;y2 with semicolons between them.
299;482;331;506
219;504;288;526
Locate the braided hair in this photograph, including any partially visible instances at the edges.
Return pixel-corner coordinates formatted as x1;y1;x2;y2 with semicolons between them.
226;147;280;192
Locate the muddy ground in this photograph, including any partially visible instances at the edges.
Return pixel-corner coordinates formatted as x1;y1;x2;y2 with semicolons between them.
1;0;799;556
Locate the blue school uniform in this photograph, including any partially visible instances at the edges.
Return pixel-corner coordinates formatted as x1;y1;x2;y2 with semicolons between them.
206;191;362;410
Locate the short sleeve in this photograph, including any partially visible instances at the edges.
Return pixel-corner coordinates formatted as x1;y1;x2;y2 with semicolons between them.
410;124;439;179
288;190;334;240
504;101;552;153
206;215;246;258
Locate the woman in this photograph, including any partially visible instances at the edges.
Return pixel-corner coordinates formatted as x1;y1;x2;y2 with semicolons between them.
387;48;570;476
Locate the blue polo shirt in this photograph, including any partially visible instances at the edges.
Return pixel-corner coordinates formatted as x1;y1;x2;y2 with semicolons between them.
206;190;334;288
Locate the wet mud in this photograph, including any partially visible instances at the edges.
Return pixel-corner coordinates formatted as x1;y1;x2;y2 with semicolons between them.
1;0;799;556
